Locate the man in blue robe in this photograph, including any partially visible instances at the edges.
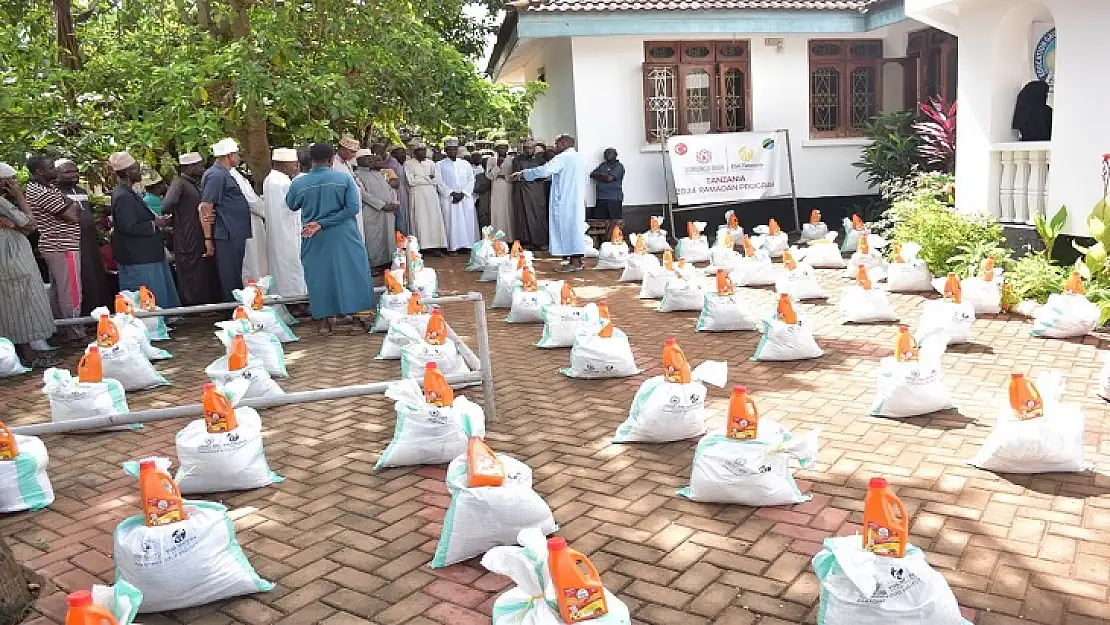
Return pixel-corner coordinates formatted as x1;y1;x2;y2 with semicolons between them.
286;143;376;333
512;134;587;272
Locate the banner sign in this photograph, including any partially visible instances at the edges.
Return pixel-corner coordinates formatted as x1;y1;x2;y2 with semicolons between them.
665;132;783;206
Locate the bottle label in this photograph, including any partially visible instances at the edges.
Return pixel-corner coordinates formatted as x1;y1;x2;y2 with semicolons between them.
205;411;232;433
1015;400;1044;421
727;417;757;440
563;587;607;621
473;455;501;477
145;499;184;526
0;440;15;460
864;521;903;556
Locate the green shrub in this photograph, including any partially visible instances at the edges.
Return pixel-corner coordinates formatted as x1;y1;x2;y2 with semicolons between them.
853;110;921;188
1007;254;1067;304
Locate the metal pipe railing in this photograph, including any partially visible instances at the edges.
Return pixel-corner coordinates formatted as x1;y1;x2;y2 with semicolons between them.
18;291;498;434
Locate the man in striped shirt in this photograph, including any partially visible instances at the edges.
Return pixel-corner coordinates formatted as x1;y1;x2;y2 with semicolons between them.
24;155;85;342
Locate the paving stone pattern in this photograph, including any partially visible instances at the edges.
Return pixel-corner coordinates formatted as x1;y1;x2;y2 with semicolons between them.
3;254;1109;625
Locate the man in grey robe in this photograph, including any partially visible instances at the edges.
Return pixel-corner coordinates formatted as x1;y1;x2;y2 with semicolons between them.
353;149;398;269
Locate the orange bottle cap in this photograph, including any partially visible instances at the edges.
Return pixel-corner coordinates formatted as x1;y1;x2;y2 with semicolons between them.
869;477;888;489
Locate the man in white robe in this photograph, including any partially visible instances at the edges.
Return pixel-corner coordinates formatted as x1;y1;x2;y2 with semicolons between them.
513;134;587;272
262;148;306;297
333;134;366;243
353;149;398;268
486;139;514;239
435;138;479;252
403;144;448;253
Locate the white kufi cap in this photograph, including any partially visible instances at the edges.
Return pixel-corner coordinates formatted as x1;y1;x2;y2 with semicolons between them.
179;152;203;165
271;148;298;162
108;151;137;171
211;138;239;157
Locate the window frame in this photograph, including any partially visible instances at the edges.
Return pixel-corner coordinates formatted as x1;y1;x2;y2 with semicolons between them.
807;38;884;138
641;39;752;143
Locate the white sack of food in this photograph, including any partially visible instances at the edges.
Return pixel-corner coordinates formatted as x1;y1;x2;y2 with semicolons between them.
696;293;758;332
730;246;778;287
0;434;53;512
799;233;847;269
658;276;709;312
840;218;868;253
642;219;671;253
776;264;828;301
752;318;823;361
1031;293;1101;339
42;368;132;430
232;282;298;342
372;290;412;333
431;453;557;568
916;300;975;346
215;320;288;378
537;303;601;349
492;268;524;308
204;354;284;400
870;335;954;418
170;404;284;493
400;339;471;380
561;328;640;379
885;242;933;292
812;535;969;625
479;255;512;282
612;361;727;443
113;500;273;612
969;372;1085;473
91;307;171;361
839;286;898;324
677;223;710;263
119;290;170;341
951;276;1002;315
375;313;431;360
506;282;562;324
467;227;504;271
596;241;630;270
752;225;788;258
90;581;143;625
677;419;819;505
618;252;660;283
0;338;28;377
375;379;486;469
800;221;829;244
86;341;167;391
845;251;888;283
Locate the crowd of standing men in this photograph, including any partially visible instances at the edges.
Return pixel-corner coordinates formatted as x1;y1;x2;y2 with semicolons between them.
0;131;609;365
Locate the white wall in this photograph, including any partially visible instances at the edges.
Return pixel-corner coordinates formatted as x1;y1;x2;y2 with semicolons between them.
555;23;919;207
523;38;577;145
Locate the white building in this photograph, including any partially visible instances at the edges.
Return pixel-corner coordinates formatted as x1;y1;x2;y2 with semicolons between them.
907;0;1110;237
487;0;959;229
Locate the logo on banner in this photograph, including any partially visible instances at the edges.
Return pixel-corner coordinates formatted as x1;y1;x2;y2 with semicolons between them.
696;149;713;164
762;138;775;150
737;146;755;163
673;143;688;156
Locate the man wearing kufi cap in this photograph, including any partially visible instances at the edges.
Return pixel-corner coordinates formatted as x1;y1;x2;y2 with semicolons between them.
485;138;515;240
511;134;588;271
54;158;111;313
162;151;219;305
263;148;307;300
353;148;398;268
382;144;410;236
511;137;549;250
109;151;182;307
332;134;366;244
199;137;253;301
403;143;448;252
24;153;86;342
139;166;167;216
434;137;478;252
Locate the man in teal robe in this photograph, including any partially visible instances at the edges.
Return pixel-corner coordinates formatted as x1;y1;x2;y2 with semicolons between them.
286;143;375;331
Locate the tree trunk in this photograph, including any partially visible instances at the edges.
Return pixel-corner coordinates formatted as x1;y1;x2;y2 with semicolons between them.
52;0;82;70
197;0;212;30
0;537;35;625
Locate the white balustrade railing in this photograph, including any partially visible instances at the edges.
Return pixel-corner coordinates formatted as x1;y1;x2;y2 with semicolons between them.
990;142;1051;224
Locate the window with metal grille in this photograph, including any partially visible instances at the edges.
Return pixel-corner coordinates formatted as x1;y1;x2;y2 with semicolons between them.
642;40;751;143
808;39;884;137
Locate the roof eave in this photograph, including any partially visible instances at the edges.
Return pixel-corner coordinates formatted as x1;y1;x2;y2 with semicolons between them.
486;10;520;79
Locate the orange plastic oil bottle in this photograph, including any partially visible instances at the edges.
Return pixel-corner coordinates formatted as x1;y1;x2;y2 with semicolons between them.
227;334;249;371
521;265;539;292
719;231;733;249
980;257;995;282
1064;271;1084;295
810;209;821;224
716;269;734;296
250;283;265;310
650;216;662;233
943;273;962;303
768;219;781;236
661;337;692;384
893;326;919;362
202;383;237;433
77;346;103;383
857;265;872;290
610;225;623;245
96;314;119;348
598;319;614;338
742;235;757;257
597;300;610;322
138;459;186;526
511;240;523;257
407;292;426;315
782;249;797;271
662;250;675;271
113;293;134;315
776;294;798;324
549;537;609;622
423;362;455;407
1009;373;1044;420
561;283;578;306
395;230;406;250
233;306;250;322
0;421;18;460
686;221;698;240
862;477;908;557
425;309;447;345
467;436;505;488
493;239;508;256
728;212;739;230
857;234;870;255
65;589;117;625
384;271;405;294
892;242;904;263
139;285;157;310
726;385;760;440
851;214;865;230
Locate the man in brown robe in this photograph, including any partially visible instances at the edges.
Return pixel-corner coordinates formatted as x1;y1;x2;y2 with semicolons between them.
162;152;220;305
511;138;549;250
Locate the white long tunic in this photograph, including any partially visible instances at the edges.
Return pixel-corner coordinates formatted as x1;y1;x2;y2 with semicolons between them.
262;170;306;297
486;155;514;238
435;157;479;251
404;158;448;249
523;147;587;256
228;167;268;282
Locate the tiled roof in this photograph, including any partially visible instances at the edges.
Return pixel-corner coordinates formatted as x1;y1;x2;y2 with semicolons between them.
524;0;887;11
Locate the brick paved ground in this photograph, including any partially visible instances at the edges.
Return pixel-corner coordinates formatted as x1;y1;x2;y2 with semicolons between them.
2;253;1109;625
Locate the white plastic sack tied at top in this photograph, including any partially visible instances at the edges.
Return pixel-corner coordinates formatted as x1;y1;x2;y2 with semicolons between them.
204;347;284;401
232;278;298;343
406;257;439;299
639;256;697;299
507;279;564;324
844;234;888;282
91;306;172;361
119;289;170;341
0;338;28;377
561;324;641;379
885;242;933;292
375;379;486;469
618;235;661;282
798;232;847;269
42;367;133;430
372;273;412;333
86;320;168;392
215;319;288;378
1031;274;1099;338
752;297;824;361
812;535;970;625
721;210;745;247
839;268;898;324
870;331;954;418
641;216;671;253
114;499;273;612
916;277;975;346
431;452;557;568
482;528;632;625
613;359;727;443
492;263;530;308
399;332;473;382
376;311;431;360
840;215;869;253
752;222;788;258
937;259;1002;315
0;433;54;513
800;210;830;243
775;251;828;301
969;371;1086;473
537;302;601;349
480;250;533;282
676;221;710;263
657;274;710;312
88;581;144;625
730;236;778;287
678;418;819;505
709;227;742;270
467;226;505;271
595;233;630;270
697;284;758;332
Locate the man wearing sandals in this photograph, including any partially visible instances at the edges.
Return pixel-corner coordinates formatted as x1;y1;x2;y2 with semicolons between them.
511;134;587;272
285;143;376;334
